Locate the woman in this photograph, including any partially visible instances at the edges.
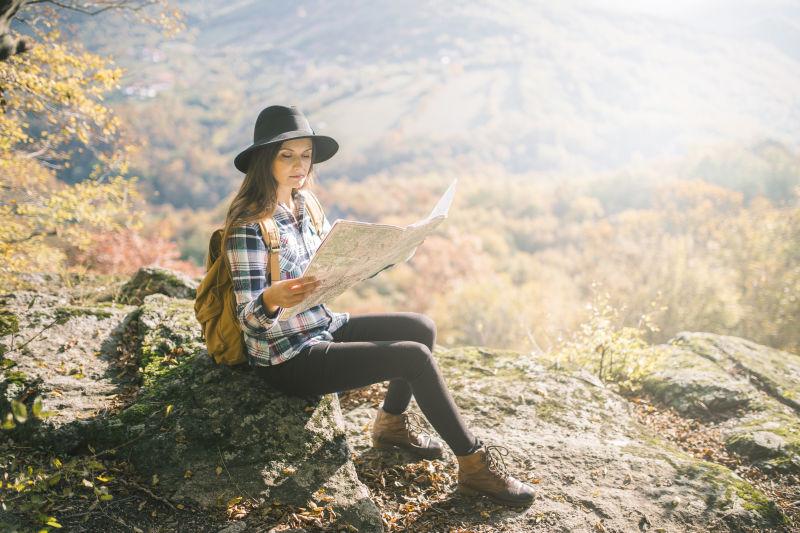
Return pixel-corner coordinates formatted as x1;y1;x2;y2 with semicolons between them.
222;105;535;507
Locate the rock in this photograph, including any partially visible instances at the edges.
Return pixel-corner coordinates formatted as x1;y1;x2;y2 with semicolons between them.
14;272;64;287
341;345;786;532
100;294;381;530
216;521;247;533
639;345;753;420
116;266;198;305
672;331;800;414
6;275;797;532
648;333;800;473
1;288;382;532
717;408;800;472
0;290;138;449
727;430;787;460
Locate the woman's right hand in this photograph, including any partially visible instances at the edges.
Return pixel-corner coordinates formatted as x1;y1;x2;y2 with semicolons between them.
262;275;322;313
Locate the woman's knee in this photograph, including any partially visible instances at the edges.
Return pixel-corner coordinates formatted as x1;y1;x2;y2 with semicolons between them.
410;312;437;349
392;340;434;380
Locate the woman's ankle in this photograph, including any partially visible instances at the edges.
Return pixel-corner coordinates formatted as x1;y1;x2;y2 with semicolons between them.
456;438;483;457
380;403;405;416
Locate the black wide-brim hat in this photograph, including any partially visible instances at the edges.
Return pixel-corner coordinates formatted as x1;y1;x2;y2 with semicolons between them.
234;105;339;173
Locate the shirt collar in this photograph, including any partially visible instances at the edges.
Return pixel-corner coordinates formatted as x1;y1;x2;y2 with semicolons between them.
273;189;306;226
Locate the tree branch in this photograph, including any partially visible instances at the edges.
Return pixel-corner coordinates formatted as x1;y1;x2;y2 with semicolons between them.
1;0;30;60
2;227;57;244
2;0;162;62
23;0;156;16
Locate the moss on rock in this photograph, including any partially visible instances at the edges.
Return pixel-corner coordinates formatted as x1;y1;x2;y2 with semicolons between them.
116;266;198;306
675;461;787;527
671;332;800;414
639;345;753;420
54;306;114;322
0;309;19;337
723;409;800;473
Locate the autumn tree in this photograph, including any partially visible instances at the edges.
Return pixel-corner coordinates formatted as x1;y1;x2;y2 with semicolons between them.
0;0;183;288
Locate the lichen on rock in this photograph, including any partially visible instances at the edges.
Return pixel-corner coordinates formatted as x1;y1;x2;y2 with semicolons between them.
116;266;199;305
640;344;754;420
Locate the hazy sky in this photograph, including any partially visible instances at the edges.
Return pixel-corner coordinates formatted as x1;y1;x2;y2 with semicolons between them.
585;0;793;19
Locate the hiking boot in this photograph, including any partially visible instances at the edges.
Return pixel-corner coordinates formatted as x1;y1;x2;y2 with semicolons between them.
456;444;536;507
371;407;444;459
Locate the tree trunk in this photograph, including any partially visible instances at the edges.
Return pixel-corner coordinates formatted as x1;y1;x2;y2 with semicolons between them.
0;0;30;61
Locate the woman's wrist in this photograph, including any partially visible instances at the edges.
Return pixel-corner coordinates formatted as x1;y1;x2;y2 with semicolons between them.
262;287;280;315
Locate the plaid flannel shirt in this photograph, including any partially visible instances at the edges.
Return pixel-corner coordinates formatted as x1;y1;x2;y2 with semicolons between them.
224;190;349;367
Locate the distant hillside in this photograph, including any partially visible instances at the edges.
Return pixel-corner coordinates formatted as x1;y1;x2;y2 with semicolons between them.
44;0;800;208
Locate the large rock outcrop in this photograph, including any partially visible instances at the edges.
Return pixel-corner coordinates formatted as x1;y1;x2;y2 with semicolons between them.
0;273;382;532
647;332;800;474
342;345;789;532
115;266;199;305
2;268;797;532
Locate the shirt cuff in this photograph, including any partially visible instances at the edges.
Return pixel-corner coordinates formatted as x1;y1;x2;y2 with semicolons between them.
263;296;281;319
239;290;281;336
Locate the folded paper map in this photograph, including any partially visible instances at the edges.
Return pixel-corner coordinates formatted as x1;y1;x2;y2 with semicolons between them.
277;179;457;320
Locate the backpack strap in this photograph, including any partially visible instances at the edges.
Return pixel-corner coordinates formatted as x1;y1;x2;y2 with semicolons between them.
255;190;325;284
299;189;326;237
208;229;223;269
258;218;282;283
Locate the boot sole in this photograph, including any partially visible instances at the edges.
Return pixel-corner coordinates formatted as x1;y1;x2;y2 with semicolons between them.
371;436;444;459
457;484;535;507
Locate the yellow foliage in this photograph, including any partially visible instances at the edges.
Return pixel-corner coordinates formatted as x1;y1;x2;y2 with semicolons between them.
0;9;170;288
0;27;124;166
545;282;665;394
1;147;144;288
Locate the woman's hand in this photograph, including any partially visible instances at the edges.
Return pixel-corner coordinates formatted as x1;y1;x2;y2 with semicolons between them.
262;275;322;313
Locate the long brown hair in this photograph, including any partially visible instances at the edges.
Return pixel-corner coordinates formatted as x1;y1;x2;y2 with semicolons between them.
215;140;317;270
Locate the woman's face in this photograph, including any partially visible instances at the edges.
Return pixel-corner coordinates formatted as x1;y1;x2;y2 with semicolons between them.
271;138;313;192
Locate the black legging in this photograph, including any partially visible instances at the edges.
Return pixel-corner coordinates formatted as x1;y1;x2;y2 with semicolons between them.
252;312;482;456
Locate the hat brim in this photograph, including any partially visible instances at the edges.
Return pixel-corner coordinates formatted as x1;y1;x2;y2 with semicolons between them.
234;131;339;173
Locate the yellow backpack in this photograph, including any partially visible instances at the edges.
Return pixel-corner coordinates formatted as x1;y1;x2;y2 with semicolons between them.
194;190;326;366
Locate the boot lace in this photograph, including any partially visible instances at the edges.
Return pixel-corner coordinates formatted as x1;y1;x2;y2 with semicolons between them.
403;412;434;443
483;445;511;479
